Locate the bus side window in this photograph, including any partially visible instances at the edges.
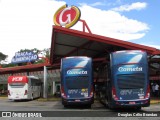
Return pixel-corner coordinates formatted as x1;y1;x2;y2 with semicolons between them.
31;79;37;86
28;78;32;88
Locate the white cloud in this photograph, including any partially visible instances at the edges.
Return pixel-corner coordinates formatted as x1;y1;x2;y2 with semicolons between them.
0;0;151;62
72;4;149;41
90;2;106;7
79;2;106;7
0;0;65;62
112;2;147;12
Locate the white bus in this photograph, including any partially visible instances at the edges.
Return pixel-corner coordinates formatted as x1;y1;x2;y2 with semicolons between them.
8;76;42;100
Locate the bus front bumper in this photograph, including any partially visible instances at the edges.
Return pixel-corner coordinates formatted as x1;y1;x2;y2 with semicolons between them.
112;99;150;108
62;97;94;105
8;95;28;100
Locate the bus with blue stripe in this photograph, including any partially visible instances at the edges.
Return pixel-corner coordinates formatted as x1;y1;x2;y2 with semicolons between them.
97;50;150;109
60;56;94;107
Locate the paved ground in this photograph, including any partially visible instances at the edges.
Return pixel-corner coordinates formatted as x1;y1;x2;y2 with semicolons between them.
38;96;160;104
0;97;159;120
0;97;160;111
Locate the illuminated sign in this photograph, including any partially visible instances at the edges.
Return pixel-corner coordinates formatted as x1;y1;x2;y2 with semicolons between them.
54;4;81;28
11;51;38;64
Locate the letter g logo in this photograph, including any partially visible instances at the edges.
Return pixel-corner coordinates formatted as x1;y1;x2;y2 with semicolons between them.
54;4;81;28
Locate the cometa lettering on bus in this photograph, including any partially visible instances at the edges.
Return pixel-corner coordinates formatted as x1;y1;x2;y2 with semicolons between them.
118;67;143;72
67;70;88;75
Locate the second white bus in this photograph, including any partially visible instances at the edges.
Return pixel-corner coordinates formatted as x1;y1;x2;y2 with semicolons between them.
8;76;42;100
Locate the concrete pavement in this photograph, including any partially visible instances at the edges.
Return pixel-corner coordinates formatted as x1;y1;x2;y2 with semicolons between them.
1;96;159;104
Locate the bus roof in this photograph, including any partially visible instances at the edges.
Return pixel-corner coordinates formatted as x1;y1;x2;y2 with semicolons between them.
63;56;91;59
113;50;145;54
8;76;39;83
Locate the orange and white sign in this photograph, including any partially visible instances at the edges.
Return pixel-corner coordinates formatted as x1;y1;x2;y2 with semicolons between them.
54;4;81;28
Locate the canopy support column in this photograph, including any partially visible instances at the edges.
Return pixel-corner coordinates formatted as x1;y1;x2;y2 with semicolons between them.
43;66;48;98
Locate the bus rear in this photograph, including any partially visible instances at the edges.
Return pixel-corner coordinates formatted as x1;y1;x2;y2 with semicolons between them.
8;76;29;100
110;50;150;109
61;57;94;106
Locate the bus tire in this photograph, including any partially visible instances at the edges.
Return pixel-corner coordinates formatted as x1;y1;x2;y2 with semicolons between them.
86;104;91;108
108;103;114;110
64;105;68;108
135;107;141;110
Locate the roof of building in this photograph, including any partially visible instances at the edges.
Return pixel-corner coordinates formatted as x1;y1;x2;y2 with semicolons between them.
1;22;160;75
50;25;160;65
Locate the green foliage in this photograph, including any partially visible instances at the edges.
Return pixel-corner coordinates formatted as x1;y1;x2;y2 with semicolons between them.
1;63;18;68
0;52;8;64
19;48;40;54
1;48;50;68
39;48;50;59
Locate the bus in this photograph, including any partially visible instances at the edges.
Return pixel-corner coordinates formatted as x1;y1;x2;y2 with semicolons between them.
96;50;150;109
8;76;42;100
61;56;94;107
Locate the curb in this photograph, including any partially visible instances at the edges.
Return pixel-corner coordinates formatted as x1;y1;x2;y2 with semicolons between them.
150;100;160;104
37;98;160;104
0;97;7;99
37;98;61;102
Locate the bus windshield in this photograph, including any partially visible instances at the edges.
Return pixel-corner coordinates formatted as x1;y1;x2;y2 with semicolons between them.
9;83;25;88
112;51;145;65
66;76;89;89
117;73;145;89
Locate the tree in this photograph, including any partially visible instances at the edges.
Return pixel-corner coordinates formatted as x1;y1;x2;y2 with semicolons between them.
1;48;50;68
0;52;8;64
39;48;50;59
35;48;50;64
19;48;40;54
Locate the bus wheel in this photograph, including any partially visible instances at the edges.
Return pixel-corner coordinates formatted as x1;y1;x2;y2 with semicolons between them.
135;107;141;111
108;104;114;110
86;104;91;108
64;105;68;108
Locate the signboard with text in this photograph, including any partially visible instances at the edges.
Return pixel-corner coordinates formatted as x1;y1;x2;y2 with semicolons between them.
11;51;38;64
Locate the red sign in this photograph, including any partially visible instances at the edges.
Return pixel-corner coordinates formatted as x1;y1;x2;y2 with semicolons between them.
54;4;81;28
8;76;28;83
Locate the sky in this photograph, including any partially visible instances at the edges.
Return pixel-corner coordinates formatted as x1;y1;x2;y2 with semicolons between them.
0;0;160;63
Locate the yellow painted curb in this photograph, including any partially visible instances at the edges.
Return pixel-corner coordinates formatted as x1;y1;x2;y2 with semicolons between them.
150;100;160;104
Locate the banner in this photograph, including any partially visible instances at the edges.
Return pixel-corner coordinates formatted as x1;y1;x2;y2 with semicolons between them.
11;51;38;64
